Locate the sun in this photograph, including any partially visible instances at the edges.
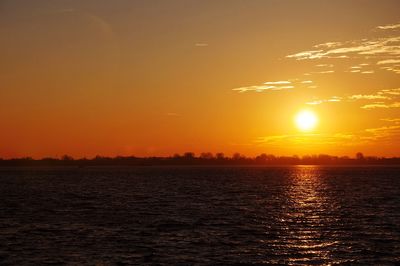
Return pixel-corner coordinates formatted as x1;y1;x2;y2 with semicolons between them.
295;110;318;132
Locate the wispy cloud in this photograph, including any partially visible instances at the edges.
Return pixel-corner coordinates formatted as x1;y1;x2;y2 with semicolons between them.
306;96;341;105
287;36;400;60
315;70;335;74
314;42;342;49
349;94;390;100
376;23;400;30
233;79;318;93
235;23;399;97
316;64;334;67
255;135;291;143
379;65;400;74
286;23;400;75
305;88;400;108
303;70;335;75
195;43;209;47
381;118;400;124
347;65;375;74
233;81;294;93
233;85;293;93
377;59;400;65
366;125;400;134
264;81;291;85
256;121;400;148
365;125;400;140
364;117;400;141
379;88;400;95
361;102;400;109
255;133;364;147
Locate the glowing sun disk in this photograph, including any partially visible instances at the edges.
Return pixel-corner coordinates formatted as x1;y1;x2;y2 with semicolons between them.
295;110;318;131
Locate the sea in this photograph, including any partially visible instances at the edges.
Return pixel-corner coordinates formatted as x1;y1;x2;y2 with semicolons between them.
0;166;399;265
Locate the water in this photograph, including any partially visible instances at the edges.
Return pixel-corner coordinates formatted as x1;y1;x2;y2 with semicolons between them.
0;166;399;265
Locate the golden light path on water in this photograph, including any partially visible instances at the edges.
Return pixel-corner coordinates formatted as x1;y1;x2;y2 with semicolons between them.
273;166;339;264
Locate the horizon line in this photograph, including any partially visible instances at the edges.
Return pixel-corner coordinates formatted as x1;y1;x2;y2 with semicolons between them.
1;152;400;161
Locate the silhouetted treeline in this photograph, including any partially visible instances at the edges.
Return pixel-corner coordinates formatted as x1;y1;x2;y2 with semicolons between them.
0;152;400;166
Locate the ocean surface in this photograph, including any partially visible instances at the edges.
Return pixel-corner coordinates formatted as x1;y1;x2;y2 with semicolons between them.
0;166;399;265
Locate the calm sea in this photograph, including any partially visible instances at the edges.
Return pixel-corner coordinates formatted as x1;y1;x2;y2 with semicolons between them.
0;166;399;265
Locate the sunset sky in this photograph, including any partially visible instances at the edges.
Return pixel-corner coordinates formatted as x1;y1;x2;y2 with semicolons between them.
1;0;399;158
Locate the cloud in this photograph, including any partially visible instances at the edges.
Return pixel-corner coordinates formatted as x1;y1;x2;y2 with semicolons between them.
365;118;400;141
378;88;400;95
233;79;317;93
348;88;400;109
381;118;400;124
255;133;348;146
361;70;374;74
255;135;291;143
260;22;400;103
256;125;400;148
316;64;334;67
287;36;400;60
361;102;400;109
303;70;334;75
365;125;400;135
314;42;343;49
233;85;293;93
349;94;390;100
195;43;209;47
376;23;400;30
315;70;335;74
352;124;400;143
379;65;400;74
233;81;293;93
305;88;400;107
377;59;400;65
287;50;324;60
264;81;291;85
347;88;400;108
286;23;400;76
255;133;364;147
346;63;375;74
306;96;341;105
305;100;322;105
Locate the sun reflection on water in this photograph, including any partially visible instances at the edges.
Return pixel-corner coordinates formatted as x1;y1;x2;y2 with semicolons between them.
278;166;338;264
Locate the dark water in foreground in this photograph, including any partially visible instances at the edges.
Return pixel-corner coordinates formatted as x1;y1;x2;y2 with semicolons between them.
0;166;399;265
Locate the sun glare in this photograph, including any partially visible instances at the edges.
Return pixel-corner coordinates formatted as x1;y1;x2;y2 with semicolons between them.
295;110;318;132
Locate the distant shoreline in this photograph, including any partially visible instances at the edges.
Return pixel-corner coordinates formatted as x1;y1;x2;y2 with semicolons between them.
0;165;399;169
1;154;400;167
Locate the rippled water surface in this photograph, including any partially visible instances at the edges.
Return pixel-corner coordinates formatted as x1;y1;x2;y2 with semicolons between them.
0;166;399;265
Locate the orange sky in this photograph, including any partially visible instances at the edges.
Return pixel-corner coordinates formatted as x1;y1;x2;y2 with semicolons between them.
1;0;400;158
